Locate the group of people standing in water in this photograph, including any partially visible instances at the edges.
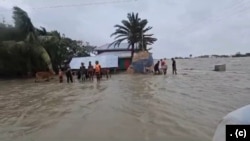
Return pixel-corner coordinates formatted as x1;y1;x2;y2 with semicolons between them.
77;60;102;82
58;58;177;83
58;60;102;83
154;58;177;75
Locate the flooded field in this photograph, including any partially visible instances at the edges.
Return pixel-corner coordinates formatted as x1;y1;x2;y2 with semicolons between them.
0;57;250;141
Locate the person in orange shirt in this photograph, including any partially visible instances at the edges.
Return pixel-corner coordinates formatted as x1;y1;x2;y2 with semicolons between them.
95;61;101;81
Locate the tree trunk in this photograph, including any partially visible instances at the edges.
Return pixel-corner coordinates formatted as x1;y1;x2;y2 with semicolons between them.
143;44;147;51
131;43;135;61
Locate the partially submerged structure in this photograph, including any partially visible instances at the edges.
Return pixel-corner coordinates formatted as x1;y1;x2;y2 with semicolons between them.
95;43;136;70
70;43;154;73
127;51;154;74
70;55;118;70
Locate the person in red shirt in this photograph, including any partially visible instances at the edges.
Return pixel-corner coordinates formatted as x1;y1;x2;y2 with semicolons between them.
58;68;63;83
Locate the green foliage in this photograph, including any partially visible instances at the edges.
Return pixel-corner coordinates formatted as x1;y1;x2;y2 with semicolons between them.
0;26;24;41
110;12;157;59
13;6;35;35
0;6;92;77
0;41;31;76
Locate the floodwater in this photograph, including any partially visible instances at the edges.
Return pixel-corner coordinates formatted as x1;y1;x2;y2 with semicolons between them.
0;57;250;141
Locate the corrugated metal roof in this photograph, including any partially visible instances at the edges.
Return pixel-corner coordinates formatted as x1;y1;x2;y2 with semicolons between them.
97;51;131;58
95;42;135;51
70;55;118;69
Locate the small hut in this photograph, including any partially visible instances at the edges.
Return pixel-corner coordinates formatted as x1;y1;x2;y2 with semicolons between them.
95;43;139;70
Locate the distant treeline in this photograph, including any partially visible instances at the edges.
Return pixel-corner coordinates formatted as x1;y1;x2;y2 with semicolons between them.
232;52;250;57
174;52;250;59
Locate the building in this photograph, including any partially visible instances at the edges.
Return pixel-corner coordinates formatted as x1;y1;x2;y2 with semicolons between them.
70;55;118;70
95;43;138;70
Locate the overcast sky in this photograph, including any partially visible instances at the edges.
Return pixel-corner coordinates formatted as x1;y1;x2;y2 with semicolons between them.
1;0;250;58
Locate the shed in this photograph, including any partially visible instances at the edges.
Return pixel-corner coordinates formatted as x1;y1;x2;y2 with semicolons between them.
69;55;118;70
95;43;139;70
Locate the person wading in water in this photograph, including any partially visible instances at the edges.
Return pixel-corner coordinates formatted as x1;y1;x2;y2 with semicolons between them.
162;58;168;75
58;68;63;83
80;62;86;82
87;61;94;81
159;59;163;74
65;64;73;83
154;61;160;74
172;58;177;75
95;61;101;81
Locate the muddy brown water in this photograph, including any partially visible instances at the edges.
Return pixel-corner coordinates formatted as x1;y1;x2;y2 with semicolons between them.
0;58;250;141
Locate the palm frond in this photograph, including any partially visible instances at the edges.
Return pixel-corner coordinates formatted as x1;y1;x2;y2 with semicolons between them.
121;20;131;29
114;34;128;40
147;47;152;51
114;24;129;32
143;34;154;37
12;6;34;33
143;26;152;33
139;19;148;30
40;26;47;34
108;37;127;48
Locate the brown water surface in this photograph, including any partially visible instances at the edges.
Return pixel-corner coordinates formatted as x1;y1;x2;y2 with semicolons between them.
0;58;250;141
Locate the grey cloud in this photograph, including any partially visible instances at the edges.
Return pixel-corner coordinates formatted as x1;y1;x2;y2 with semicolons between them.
1;0;250;58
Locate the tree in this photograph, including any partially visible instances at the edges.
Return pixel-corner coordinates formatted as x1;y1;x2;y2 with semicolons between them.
38;30;90;71
12;7;53;73
110;12;157;59
13;6;35;37
0;6;92;77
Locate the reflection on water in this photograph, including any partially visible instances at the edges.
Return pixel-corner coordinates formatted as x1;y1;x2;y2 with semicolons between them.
0;58;250;141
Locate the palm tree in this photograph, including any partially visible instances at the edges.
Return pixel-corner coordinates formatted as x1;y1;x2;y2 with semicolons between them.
139;34;157;51
13;7;35;37
110;12;157;59
12;6;54;73
137;19;157;51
